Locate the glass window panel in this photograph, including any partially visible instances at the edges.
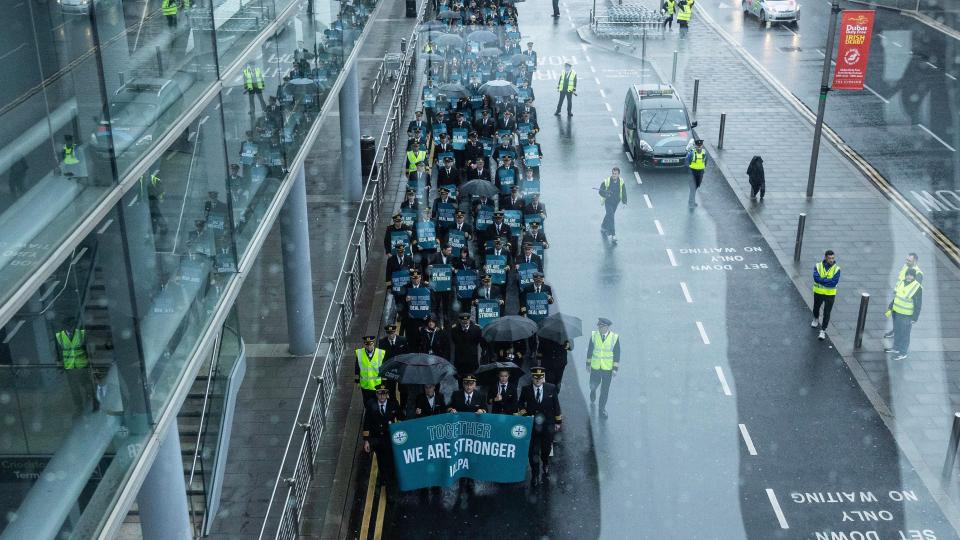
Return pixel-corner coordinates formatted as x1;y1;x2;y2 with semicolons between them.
214;0;278;68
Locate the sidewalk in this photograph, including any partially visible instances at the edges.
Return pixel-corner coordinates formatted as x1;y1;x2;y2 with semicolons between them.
581;3;960;519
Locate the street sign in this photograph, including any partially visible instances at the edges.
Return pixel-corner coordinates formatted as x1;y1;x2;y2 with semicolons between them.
832;10;875;91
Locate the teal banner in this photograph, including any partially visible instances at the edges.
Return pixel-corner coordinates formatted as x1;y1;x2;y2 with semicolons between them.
525;292;550;322
448;229;467;256
503;210;523;236
407;287;432;319
430;264;453;292
456;269;478;300
517;262;538;292
484;255;507;285
476;299;501;327
389;413;533;490
416;221;437;250
475;204;494;231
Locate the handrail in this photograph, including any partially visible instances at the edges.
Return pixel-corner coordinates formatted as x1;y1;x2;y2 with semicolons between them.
257;2;425;537
185;329;223;537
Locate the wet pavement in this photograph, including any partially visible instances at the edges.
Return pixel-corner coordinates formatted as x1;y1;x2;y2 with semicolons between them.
371;1;960;538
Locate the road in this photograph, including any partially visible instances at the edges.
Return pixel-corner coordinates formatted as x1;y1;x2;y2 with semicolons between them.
365;1;960;538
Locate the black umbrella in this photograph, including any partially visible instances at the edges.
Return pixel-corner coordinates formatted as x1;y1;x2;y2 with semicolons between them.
436;10;462;20
434;33;465;48
475;361;524;385
439;82;470;98
380;353;457;385
482;315;538;342
537;312;583;343
459;179;499;197
419;20;447;32
479;79;517;97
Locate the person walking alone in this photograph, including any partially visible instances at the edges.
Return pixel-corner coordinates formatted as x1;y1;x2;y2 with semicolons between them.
586;318;620;419
884;268;922;360
685;139;707;208
884;253;923;339
598;167;627;243
811;250;840;341
677;0;693;38
747;155;765;201
555;63;577;117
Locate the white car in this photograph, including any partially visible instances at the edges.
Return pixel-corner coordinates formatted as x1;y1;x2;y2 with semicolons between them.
59;0;91;14
743;0;800;26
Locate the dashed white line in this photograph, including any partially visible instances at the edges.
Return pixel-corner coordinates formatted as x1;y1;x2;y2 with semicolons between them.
610;117;618;127
680;281;692;303
697;321;711;345
863;84;890;104
739;424;758;455
604;102;612;112
892;41;903;47
580;43;588;51
925;61;938;69
618;133;624;143
643;194;653;208
585;55;592;62
599;88;607;98
666;248;677;266
947;73;957;81
633;171;642;184
594;76;601;85
918;124;957;152
714;366;731;395
570;22;576;29
766;489;790;529
624;151;633;162
654;219;664;235
590;65;596;73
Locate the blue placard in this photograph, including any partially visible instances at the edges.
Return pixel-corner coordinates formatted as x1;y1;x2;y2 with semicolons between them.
470;95;484;109
531;242;545;259
432;123;447;144
240;141;258;165
522;179;541;202
206;209;227;231
392;269;411;294
437;202;457;227
481;138;494;157
391;230;412;255
497;148;517;161
484;255;507;285
476;299;501;328
407;287;432;320
416;220;437;250
438;151;455;164
503;210;522;236
518;88;532;101
523;145;541;167
448;229;467;256
517;123;533;138
475;204;494;231
496;129;513;140
523;213;543;227
401;208;417;227
452;128;468;150
498;169;515;194
440;184;458;199
408;178;429;203
525;292;549;322
517;262;538;292
456;268;478;300
430;264;453;292
423;88;436;108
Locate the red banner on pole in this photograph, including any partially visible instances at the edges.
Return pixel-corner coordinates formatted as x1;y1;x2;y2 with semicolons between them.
832;10;876;91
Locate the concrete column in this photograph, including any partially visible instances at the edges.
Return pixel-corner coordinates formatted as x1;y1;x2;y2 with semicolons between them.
137;420;192;540
280;167;317;356
339;64;363;202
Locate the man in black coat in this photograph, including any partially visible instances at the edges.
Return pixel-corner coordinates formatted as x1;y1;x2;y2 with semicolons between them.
448;374;487;413
383;213;413;256
521;220;549;249
437;157;461;187
538;339;571;390
379;323;408;361
363;384;403;481
500;185;525;211
418;315;450;358
414;384;447;417
520;272;553;315
484;213;515;249
385;242;415;289
517;367;561;484
476;109;497;138
451;313;483;376
487;369;519;414
515;242;544;273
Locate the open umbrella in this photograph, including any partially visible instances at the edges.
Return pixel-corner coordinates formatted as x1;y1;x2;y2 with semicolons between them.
423;53;447;62
467;30;498;44
419;20;447;32
479;79;517;98
475;361;524;386
436;10;462;20
459;179;499;198
482;315;538;342
477;47;503;58
507;53;528;66
434;33;465;48
439;82;470;98
537;312;583;343
380;353;457;385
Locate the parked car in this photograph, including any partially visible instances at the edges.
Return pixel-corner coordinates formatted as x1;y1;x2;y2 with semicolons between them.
743;0;800;26
622;84;697;169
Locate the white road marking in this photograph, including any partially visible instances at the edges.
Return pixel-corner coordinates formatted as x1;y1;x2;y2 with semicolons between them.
97;219;114;235
766;489;790;529
618;133;624;143
633;171;642;184
815;49;825;57
947;73;957;81
611;117;618;127
226;87;234;95
680;282;692;302
925;61;938;69
738;424;758;455
644;194;653;208
595;76;601;85
71;247;88;265
127;194;140;206
863;84;890;104
654;219;664;235
590;65;596;73
585;55;592;62
666;248;677;266
599;88;607;98
876;33;886;40
605;102;612;112
714;366;731;395
892;41;903;47
697;322;711;345
570;22;576;29
581;43;588;51
214;102;222;110
918;124;957;152
782;25;798;37
3;320;24;343
625;151;633;162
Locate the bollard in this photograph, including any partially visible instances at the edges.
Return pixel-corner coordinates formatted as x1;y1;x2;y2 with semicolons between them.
671;50;678;83
793;213;806;262
942;412;960;481
156;46;164;76
119;72;125;87
854;293;870;348
692;79;700;113
641;29;648;63
717;113;726;149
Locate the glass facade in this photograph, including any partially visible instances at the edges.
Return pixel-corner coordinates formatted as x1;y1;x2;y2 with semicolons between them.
0;0;378;536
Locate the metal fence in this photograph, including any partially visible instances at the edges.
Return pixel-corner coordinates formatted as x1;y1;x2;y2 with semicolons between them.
257;4;423;538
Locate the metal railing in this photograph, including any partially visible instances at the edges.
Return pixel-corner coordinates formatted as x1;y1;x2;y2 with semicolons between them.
258;3;423;538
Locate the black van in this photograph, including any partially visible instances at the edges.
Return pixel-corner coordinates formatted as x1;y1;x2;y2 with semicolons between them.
622;84;696;168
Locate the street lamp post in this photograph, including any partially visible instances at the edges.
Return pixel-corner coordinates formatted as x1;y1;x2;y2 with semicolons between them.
805;0;842;198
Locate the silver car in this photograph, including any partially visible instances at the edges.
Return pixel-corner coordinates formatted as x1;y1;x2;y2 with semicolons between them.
743;0;800;26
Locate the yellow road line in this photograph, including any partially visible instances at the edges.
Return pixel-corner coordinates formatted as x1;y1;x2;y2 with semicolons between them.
373;484;388;539
359;455;379;540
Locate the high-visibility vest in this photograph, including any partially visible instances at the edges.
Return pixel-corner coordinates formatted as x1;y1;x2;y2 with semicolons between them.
356;348;384;390
601;177;625;202
140;173;163;201
813;262;840;296
406;150;427;172
677;4;692;21
56;329;88;370
897;264;923;283
664;0;675;14
589;330;619;371
689;149;705;170
891;280;921;316
63;145;79;165
243;67;265;91
557;70;577;93
162;0;178;16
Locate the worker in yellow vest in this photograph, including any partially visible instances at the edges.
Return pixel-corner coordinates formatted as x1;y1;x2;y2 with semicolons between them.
884;268;922;360
162;0;178;28
554;63;577;117
662;0;676;31
811;250;841;341
243;64;268;118
406;141;428;173
677;0;693;38
355;336;386;404
585;318;620;419
56;328;89;370
685;139;707;208
884;252;923;340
